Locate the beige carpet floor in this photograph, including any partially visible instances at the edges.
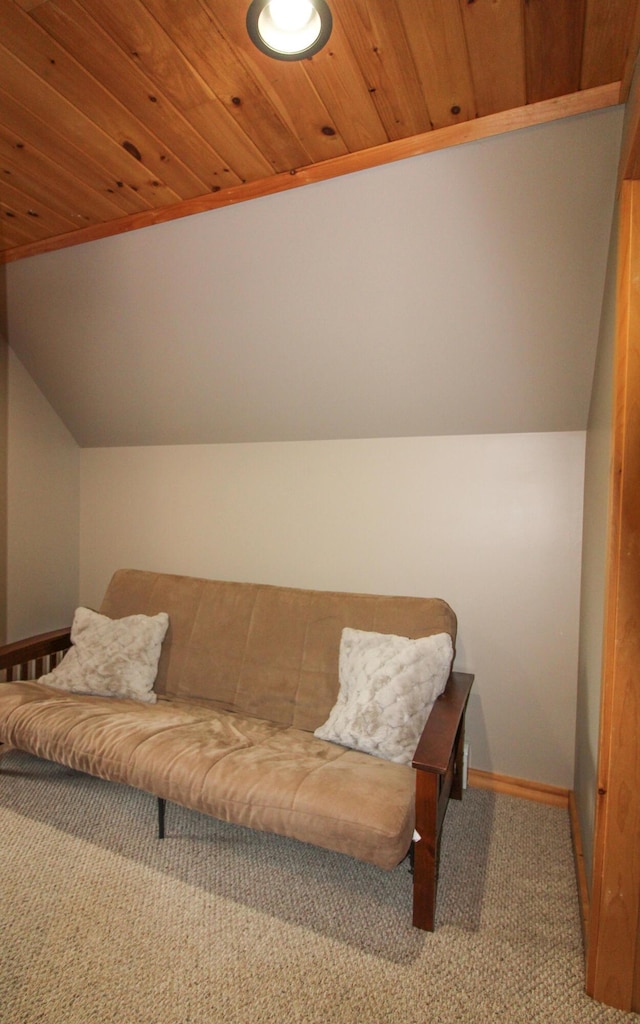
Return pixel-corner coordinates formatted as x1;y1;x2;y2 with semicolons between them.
0;751;637;1024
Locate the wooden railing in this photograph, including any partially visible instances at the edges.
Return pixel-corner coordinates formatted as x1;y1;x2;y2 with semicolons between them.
0;628;72;682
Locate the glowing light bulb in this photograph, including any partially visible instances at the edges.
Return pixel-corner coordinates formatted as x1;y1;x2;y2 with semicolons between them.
267;0;314;33
247;0;332;60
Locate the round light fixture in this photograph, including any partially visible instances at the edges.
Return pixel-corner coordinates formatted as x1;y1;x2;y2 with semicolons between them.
246;0;333;61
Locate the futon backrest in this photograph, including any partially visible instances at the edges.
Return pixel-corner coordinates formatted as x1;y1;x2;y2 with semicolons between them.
99;569;457;732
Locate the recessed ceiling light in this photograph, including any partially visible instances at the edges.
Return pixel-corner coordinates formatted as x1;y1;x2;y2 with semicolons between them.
246;0;333;61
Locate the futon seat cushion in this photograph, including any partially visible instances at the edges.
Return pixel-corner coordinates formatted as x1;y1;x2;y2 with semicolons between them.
0;680;415;869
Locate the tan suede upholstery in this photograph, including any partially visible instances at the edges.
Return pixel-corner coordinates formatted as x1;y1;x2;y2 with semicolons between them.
0;570;456;870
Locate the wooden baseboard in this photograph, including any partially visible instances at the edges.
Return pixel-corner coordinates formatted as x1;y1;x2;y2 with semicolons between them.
467;767;569;808
467;767;590;947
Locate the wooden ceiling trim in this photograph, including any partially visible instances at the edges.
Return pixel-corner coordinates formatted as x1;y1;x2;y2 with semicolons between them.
459;0;527;117
1;82;620;266
30;0;237;194
397;0;476;130
524;0;585;103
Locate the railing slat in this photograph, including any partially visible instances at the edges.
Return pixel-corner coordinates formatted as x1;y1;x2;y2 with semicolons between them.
0;628;71;681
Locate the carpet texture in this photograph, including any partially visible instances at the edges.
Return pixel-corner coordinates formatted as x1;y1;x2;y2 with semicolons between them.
0;751;636;1024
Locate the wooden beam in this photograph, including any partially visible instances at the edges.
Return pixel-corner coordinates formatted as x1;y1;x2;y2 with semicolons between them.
0;82;620;264
586;179;640;1013
459;0;526;116
618;40;640;186
619;0;640;102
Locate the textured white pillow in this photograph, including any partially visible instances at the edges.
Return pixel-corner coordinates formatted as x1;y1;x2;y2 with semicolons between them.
314;627;453;764
39;607;169;704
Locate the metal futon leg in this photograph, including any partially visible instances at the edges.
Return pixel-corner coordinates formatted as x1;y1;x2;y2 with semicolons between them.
157;797;166;839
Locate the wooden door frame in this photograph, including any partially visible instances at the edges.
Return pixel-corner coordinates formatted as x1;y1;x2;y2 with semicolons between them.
586;177;640;1011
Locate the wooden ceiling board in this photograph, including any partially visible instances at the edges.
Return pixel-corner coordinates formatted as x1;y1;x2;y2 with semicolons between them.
0;216;35;247
0;0;637;262
0;219;32;246
0;84;148;217
0;177;76;236
330;0;432;140
582;0;637;88
524;0;585;103
140;0;313;172
459;0;527;117
0;121;139;226
30;0;230;193
397;0;476;128
296;9;390;151
0;2;190;202
205;0;350;164
77;0;271;182
0;43;166;215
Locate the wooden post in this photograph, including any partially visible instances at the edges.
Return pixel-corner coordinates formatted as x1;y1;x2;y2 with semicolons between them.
412;768;439;931
586;179;640;1011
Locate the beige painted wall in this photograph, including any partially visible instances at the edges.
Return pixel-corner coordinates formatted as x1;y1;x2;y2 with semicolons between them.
7;349;79;641
80;430;585;789
575;208;619;888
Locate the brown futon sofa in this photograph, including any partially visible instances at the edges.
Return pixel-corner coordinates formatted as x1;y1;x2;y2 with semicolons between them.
0;569;473;930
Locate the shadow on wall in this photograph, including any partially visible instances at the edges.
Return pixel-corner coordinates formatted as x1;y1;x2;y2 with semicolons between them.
465;689;492;774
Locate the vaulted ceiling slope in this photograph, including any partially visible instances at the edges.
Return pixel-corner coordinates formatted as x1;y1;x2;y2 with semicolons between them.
6;106;624;447
1;0;638;264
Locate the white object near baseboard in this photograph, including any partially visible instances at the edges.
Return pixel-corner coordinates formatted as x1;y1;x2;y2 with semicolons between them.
463;742;469;789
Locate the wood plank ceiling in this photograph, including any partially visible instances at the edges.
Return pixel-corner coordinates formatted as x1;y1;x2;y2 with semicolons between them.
1;0;638;264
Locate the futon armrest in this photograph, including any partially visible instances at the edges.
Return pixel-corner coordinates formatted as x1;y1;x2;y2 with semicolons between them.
412;671;474;774
0;627;72;680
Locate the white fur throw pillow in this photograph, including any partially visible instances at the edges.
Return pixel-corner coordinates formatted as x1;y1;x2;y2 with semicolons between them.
39;607;169;704
314;628;453;764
